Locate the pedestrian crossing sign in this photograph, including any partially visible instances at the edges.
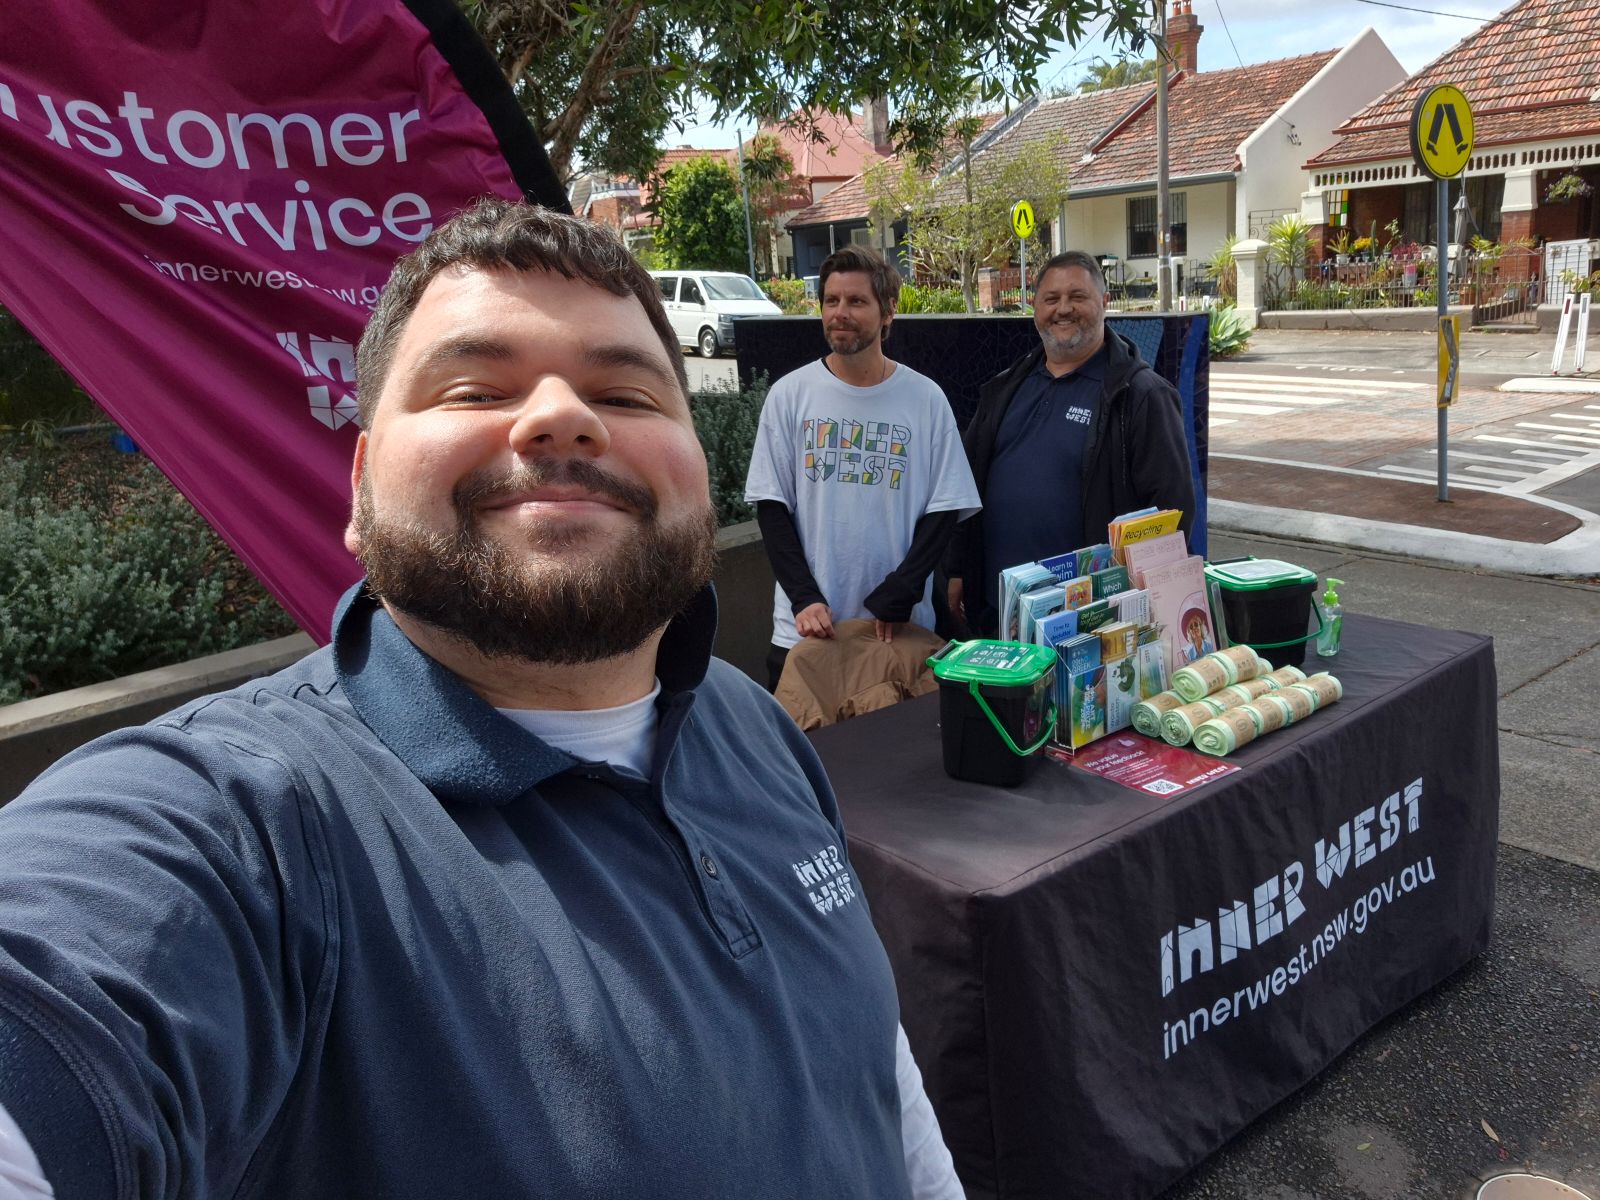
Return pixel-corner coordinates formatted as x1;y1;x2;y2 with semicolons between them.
1437;316;1460;409
1410;85;1474;180
1011;201;1036;240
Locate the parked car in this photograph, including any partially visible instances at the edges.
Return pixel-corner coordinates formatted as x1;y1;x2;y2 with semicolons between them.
649;270;782;358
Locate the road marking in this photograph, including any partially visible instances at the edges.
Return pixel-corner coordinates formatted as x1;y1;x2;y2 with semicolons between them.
1211;401;1293;416
1211;417;1238;427
1546;412;1600;423
1211;389;1349;407
1215;372;1435;390
1215;379;1394;398
1476;434;1584;453
1378;464;1491;487
1442;449;1541;466
1509;447;1576;460
1460;464;1529;478
1515;422;1600;441
1552;433;1600;445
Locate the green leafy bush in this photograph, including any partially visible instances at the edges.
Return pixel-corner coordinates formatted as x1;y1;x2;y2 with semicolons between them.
0;445;296;704
1;306;99;431
762;277;813;314
690;375;768;527
1207;304;1252;359
897;283;966;313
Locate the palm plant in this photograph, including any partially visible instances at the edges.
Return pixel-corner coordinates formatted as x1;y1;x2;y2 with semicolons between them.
1266;214;1311;301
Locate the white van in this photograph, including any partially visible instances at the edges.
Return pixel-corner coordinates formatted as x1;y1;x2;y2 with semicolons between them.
650;270;782;358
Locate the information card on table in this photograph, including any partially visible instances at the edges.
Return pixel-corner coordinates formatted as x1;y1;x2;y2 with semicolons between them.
1057;732;1240;795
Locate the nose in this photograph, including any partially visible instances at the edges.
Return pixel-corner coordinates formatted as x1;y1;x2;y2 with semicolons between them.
507;376;611;458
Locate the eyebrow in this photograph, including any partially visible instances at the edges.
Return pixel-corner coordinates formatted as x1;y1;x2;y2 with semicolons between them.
411;335;518;380
581;342;681;393
409;336;679;394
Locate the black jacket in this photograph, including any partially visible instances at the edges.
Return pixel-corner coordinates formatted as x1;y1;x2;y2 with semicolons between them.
947;328;1195;635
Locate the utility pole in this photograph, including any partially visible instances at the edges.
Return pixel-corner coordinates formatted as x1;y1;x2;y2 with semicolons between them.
1155;0;1172;310
735;129;758;279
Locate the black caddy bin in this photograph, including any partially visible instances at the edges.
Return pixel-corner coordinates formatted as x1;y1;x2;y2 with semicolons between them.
928;640;1057;787
1204;558;1322;669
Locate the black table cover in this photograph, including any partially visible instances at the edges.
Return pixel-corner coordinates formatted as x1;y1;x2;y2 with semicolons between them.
811;614;1500;1199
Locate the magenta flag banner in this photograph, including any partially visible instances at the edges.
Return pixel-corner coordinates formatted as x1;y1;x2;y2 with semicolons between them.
0;1;566;639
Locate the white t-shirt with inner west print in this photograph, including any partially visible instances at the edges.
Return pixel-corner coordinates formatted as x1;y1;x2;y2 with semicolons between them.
744;358;980;648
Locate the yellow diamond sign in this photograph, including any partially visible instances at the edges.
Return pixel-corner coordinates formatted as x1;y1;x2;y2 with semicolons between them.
1410;85;1474;180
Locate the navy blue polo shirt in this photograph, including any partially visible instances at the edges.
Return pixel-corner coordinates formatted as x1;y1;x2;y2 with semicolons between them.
982;343;1108;608
0;583;910;1200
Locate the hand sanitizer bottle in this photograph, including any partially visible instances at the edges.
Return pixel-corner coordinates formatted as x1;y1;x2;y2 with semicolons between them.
1315;578;1344;658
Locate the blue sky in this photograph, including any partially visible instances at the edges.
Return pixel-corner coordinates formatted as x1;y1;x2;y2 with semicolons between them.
673;0;1512;148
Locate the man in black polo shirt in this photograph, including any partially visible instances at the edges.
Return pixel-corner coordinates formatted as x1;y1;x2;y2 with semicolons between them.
946;250;1194;636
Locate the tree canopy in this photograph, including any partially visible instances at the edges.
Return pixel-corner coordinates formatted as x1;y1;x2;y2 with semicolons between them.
1076;56;1159;93
461;0;1151;182
653;155;749;272
866;115;1072;311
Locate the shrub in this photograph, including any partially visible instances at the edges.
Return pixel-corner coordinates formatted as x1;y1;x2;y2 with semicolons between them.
690;375;768;527
1207;304;1252;359
762;277;813;314
0;445;297;704
0;307;99;431
897;283;966;313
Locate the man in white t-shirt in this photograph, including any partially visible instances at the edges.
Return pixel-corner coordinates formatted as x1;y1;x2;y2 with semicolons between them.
745;245;980;689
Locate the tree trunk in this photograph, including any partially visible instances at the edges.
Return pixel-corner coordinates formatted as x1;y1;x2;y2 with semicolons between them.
540;0;646;181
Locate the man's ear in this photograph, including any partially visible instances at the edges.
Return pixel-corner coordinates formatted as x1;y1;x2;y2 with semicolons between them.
343;430;368;557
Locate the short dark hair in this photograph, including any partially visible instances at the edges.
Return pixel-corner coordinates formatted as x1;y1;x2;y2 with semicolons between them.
1034;250;1106;295
818;243;902;320
355;198;687;428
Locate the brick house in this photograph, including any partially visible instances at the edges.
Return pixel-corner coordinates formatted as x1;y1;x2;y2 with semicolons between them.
1304;0;1600;285
785;5;1402;301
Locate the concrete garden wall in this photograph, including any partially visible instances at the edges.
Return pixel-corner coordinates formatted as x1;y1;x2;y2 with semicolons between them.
0;522;778;806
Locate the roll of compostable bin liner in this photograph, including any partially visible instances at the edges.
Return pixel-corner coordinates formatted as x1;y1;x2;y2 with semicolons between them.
1171;645;1268;703
1193;673;1343;756
1132;690;1184;738
1160;667;1307;746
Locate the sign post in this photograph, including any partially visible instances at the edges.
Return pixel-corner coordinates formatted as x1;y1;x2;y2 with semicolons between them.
1410;84;1474;502
1011;200;1035;313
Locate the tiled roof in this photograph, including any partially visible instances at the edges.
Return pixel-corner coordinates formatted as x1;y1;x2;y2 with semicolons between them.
787;51;1338;226
786;113;1005;227
787;171;874;227
1070;50;1338;189
1309;0;1600;166
758;109;888;183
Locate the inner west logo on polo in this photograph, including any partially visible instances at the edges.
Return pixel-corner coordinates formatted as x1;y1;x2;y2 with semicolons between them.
792;844;857;915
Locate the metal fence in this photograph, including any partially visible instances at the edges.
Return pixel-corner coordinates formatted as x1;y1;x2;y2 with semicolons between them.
1259;247;1543;322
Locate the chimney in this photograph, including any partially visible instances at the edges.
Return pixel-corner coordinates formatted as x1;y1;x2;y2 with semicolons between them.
1168;0;1203;75
862;97;893;156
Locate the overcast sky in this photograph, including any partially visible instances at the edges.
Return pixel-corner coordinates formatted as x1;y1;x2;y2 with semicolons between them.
672;0;1514;148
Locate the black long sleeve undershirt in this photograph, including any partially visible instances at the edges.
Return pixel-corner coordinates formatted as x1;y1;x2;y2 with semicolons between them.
863;509;958;623
755;500;827;614
757;501;960;624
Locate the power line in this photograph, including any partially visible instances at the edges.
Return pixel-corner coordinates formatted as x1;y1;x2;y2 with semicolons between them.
1212;0;1246;69
1350;0;1590;38
1042;13;1115;94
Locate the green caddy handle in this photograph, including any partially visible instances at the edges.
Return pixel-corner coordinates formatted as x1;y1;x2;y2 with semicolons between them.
1239;604;1325;651
968;681;1056;758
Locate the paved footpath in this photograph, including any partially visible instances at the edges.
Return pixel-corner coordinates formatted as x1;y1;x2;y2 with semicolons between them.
1208;328;1600;579
1163;327;1600;1198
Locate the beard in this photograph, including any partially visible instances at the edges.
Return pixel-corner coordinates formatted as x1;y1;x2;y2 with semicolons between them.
826;323;881;357
1038;316;1100;359
352;458;718;666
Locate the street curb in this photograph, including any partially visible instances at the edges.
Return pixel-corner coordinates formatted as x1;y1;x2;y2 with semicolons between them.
1210;497;1600;578
1499;377;1600;393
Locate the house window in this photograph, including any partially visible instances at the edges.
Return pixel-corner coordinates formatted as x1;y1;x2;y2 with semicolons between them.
1128;193;1186;258
1128;196;1157;257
